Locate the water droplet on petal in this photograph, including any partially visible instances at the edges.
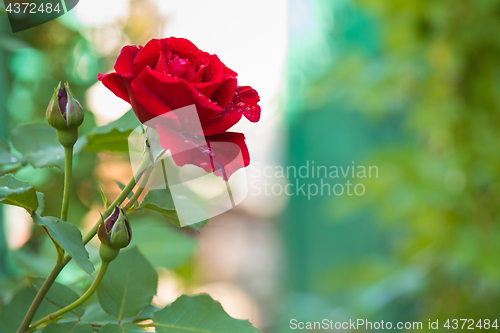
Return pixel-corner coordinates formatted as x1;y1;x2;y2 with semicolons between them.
237;102;246;108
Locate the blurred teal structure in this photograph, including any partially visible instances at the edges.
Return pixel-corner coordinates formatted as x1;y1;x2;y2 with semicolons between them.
281;0;500;331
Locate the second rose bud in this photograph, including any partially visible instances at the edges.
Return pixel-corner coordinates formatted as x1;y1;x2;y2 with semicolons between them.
98;207;132;262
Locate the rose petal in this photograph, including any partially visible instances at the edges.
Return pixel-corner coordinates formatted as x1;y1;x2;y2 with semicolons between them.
157;124;213;173
222;63;238;77
154;52;170;75
196;106;243;136
133;39;161;76
167;56;191;78
114;45;140;76
192;81;221;99
203;54;223;83
162;37;200;55
157;125;249;181
194;85;260;136
208;132;250;180
98;72;133;104
185;66;198;82
129;78;179;126
233;86;261;122
136;67;223;130
210;74;237;108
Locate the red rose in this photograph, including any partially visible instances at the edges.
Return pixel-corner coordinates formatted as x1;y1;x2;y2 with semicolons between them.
98;37;260;180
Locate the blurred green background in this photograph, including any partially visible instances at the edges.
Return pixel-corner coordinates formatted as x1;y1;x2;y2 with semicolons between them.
283;0;500;331
1;0;500;332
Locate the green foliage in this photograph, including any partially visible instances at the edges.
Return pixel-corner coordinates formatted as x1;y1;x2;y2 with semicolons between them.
10;124;66;169
153;294;260;333
140;189;207;231
27;276;84;318
35;191;45;215
32;214;94;274
0;287;60;333
0;138;22;164
8;247;56;277
97;247;158;321
298;0;500;326
83;110;141;152
131;217;198;269
114;181;134;200
99;323;145;333
41;321;93;333
0;174;39;213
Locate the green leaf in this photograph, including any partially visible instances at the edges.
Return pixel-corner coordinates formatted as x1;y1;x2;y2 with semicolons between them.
84;110;141;152
36;191;45;215
0;287;60;333
9;247;55;277
140;189;208;231
153;294;260;333
41;321;93;333
132;303;160;322
131;217;197;269
99;323;146;333
32;214;94;274
0;137;25;165
114;181;134;199
98;175;108;210
85;128;133;152
0;174;39;213
10;124;65;169
79;302;118;325
27;276;84;318
97;247;158;321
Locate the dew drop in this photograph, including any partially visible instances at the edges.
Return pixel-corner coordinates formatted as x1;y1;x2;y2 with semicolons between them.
237;102;246;108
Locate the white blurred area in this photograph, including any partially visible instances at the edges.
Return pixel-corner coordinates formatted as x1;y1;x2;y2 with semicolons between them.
75;0;287;331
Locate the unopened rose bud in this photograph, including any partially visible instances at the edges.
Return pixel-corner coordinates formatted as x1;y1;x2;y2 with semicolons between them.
98;206;132;249
98;207;132;263
46;82;84;148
